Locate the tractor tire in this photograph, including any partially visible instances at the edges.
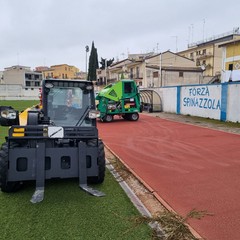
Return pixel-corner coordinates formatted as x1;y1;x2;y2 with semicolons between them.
0;147;21;193
1;142;8;152
129;113;139;121
88;139;105;184
103;114;113;122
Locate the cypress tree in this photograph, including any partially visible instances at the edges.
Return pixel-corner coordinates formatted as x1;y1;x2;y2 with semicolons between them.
87;41;99;81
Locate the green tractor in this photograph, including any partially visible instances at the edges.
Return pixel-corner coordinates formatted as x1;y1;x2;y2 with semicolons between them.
96;79;141;122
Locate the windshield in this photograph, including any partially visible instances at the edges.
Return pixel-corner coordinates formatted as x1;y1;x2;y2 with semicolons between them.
47;86;91;126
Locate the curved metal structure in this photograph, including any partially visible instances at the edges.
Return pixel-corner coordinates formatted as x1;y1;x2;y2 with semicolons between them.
140;89;162;112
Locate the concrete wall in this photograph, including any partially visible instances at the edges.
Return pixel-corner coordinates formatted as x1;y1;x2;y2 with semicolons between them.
162;71;202;86
2;82;240;123
0;85;39;100
227;84;240;122
155;82;240;123
180;84;222;119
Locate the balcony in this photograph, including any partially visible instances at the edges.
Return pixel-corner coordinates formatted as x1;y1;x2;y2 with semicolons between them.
196;52;213;60
129;73;143;79
96;78;117;86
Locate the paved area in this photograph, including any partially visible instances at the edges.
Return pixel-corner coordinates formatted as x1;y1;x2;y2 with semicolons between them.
98;113;240;240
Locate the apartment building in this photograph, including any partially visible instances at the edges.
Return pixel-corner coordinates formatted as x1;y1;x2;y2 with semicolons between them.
42;64;79;79
145;51;204;87
100;51;203;88
0;71;3;84
219;39;240;82
179;28;240;81
3;65;42;88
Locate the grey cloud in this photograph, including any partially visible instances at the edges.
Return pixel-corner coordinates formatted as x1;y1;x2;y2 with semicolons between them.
0;0;240;71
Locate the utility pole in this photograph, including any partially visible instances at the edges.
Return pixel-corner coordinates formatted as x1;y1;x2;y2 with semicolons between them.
203;19;205;41
105;58;107;86
191;24;194;43
159;52;162;87
85;45;89;77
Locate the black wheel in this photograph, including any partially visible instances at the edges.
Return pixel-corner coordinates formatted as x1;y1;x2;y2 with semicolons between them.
103;114;113;122
1;142;8;152
0;147;21;193
88;139;105;184
129;113;139;121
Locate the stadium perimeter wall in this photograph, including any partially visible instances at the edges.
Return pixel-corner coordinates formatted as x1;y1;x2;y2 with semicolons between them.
1;83;240;123
155;82;240;123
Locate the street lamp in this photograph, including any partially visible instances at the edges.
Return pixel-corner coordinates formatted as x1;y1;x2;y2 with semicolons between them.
105;58;108;86
85;45;89;77
159;52;162;87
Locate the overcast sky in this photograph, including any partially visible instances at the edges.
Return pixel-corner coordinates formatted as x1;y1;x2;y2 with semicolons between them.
0;0;240;72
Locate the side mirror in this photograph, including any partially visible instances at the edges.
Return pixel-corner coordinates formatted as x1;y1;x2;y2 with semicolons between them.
0;106;19;126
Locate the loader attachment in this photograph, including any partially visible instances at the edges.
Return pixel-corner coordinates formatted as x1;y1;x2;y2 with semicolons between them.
78;141;105;197
0;79;106;203
31;188;44;203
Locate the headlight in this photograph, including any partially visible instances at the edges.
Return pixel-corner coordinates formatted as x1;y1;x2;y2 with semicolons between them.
88;110;100;119
1;109;17;119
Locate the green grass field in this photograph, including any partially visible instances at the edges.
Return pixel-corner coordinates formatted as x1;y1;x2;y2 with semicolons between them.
0;101;152;240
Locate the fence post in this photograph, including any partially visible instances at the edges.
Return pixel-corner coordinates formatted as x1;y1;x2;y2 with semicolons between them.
176;86;181;114
220;83;228;121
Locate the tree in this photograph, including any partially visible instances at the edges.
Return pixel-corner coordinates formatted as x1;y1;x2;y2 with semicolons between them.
87;41;99;81
100;57;115;70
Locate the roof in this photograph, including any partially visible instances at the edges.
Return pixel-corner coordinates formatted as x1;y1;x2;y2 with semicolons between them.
146;65;203;72
145;50;194;62
218;39;240;47
4;65;31;71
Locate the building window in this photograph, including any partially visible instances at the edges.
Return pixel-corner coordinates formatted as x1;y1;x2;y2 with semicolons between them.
179;71;184;77
153;72;159;78
229;64;233;71
136;67;140;78
203;49;206;55
25;74;31;80
130;68;133;79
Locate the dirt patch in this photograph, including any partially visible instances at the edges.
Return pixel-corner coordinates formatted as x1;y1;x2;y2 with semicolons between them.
105;146;165;217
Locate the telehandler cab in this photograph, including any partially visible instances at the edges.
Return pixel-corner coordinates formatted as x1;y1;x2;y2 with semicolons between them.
0;79;105;203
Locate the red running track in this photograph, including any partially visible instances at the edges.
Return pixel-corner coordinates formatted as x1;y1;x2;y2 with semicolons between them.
98;114;240;240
